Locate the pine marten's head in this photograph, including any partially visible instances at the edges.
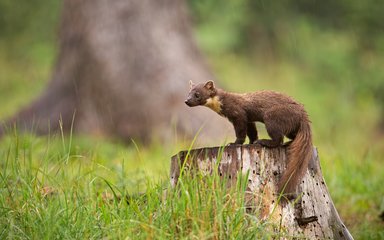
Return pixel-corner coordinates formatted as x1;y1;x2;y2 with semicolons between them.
185;80;222;114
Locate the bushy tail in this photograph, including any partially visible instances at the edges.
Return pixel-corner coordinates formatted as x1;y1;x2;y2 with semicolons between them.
278;120;313;195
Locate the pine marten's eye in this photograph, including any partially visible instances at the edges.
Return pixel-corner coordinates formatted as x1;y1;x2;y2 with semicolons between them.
194;92;200;99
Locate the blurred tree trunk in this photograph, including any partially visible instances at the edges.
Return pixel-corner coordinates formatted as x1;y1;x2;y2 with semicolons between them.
1;0;230;143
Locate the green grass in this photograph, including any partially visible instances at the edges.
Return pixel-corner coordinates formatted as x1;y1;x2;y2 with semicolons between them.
0;131;286;239
1;126;382;239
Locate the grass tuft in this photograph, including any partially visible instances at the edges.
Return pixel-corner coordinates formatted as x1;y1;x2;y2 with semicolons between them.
0;131;285;239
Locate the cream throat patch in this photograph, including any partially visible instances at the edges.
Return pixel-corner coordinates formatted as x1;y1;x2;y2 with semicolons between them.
204;96;222;114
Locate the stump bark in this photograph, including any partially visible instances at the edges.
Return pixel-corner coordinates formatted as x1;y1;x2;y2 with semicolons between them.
170;144;353;239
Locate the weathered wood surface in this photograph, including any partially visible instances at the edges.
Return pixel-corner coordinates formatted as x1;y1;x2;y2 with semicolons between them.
170;144;353;240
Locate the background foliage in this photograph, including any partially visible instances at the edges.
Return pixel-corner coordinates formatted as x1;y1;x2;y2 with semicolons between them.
1;0;383;239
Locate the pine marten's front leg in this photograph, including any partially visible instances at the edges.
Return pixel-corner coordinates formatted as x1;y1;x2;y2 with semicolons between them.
231;122;259;145
230;116;258;145
247;122;258;144
229;117;247;145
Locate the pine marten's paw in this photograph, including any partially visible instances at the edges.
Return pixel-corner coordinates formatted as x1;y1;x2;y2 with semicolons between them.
227;142;242;146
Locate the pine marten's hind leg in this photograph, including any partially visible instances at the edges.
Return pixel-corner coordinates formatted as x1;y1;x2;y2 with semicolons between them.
283;131;297;146
256;120;284;148
247;122;258;144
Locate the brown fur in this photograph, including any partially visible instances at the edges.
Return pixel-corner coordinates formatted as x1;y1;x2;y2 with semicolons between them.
185;81;313;197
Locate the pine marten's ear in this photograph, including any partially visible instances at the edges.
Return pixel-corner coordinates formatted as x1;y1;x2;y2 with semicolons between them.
189;80;195;89
204;80;215;90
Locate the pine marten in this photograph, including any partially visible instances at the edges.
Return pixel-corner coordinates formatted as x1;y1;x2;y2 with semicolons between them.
185;80;313;197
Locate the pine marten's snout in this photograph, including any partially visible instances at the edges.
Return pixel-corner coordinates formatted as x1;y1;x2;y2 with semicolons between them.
185;98;200;107
185;94;200;106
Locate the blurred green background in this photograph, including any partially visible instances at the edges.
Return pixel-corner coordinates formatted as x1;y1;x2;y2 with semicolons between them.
0;0;383;238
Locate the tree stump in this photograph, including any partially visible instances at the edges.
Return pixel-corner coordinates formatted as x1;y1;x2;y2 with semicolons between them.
170;144;353;239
